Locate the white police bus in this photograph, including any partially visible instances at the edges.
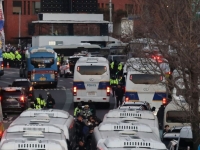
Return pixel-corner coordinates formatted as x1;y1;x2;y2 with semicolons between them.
124;58;167;115
73;57;110;107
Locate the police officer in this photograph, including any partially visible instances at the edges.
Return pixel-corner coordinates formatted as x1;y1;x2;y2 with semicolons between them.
117;62;123;77
80;105;92;119
110;75;118;97
110;60;114;75
34;103;41;109
115;84;124;108
74;102;83;117
46;92;55;109
36;94;46;108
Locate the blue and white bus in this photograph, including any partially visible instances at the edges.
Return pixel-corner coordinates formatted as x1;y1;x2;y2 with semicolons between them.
24;46;58;88
73;57;110;107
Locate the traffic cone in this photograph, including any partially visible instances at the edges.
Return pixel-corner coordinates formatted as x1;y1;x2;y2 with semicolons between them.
7;62;9;68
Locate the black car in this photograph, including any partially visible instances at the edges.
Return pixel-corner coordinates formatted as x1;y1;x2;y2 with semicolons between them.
0;87;28;112
12;79;34;98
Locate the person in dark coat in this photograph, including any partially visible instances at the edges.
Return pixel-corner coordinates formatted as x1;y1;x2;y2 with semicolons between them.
157;105;165;129
88;100;96;115
115;84;124;107
46;93;55;108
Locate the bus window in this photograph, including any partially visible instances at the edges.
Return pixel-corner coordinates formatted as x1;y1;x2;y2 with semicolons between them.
77;66;106;75
166;111;189;123
129;74;162;84
31;58;54;68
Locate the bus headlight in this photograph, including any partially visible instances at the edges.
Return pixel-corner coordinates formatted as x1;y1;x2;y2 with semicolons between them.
51;74;55;79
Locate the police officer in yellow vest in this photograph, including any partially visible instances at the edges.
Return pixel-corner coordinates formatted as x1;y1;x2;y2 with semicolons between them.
110;75;118;97
36;94;46;108
117;62;123;76
28;102;36;110
110;60;114;75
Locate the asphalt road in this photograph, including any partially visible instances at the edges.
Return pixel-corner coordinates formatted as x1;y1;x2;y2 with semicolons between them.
0;68;116;129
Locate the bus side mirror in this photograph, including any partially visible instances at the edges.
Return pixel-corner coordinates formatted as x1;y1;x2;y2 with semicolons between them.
151;107;156;112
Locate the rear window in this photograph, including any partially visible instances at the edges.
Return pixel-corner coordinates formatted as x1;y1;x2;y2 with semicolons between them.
166;111;189;123
2;91;22;98
77;66;106;75
12;81;30;87
129;74;162;84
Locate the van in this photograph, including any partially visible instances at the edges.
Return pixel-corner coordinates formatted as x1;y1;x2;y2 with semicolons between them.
0;123;68;150
96;136;167;150
91;121;161;149
0;139;65;150
167;126;193;150
73;57;110;107
103;109;159;137
9;109;75;148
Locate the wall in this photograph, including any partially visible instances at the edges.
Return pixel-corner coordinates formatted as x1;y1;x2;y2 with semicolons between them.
4;0;39;43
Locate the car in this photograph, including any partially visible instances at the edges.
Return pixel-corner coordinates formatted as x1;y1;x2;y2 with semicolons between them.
0;87;28;113
11;79;34;99
59;60;73;78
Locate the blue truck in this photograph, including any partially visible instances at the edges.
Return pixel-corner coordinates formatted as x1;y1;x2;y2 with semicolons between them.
22;46;58;88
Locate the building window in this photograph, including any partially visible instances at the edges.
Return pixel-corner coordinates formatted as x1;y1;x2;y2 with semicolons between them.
24;1;26;15
32;2;40;14
101;3;104;8
13;1;22;14
125;4;133;14
28;1;30;15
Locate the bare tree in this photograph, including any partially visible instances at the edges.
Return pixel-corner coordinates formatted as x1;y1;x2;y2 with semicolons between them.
124;0;200;149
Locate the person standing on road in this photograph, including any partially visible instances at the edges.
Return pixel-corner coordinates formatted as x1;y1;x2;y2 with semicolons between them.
88;100;96;116
46;92;55;109
74;102;83;117
36;94;46;109
110;75;118;97
115;84;124;108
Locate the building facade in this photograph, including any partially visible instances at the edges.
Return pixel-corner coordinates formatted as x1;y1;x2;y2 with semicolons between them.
4;0;40;43
3;0;141;44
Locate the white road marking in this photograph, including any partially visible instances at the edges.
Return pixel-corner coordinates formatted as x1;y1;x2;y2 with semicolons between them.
6;78;11;79
59;80;63;81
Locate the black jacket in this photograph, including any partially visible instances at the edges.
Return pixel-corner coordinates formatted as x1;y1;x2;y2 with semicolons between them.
46;97;55;108
115;87;124;97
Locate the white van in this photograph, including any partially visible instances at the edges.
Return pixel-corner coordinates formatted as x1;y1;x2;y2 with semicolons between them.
91;121;161;149
103;109;159;137
73;57;110;107
9;109;75;148
0;124;68;150
96;136;167;150
0;139;65;150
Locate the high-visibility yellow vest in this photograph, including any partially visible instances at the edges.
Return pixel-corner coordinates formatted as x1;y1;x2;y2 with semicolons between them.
110;79;118;85
118;63;123;71
110;62;114;69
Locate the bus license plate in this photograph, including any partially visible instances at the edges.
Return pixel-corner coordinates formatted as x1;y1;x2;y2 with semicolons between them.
87;92;96;96
40;77;46;81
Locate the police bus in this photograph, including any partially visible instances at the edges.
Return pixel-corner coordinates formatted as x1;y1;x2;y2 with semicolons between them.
124;58;167;115
73;57;110;107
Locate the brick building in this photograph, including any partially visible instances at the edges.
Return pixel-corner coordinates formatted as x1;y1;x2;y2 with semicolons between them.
3;0;141;44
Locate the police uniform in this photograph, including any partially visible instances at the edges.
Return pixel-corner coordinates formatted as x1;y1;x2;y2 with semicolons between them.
110;77;118;97
36;97;46;108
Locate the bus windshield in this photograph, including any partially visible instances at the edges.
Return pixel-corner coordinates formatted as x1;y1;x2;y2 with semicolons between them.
166;111;190;123
77;66;106;75
130;74;162;84
31;58;54;68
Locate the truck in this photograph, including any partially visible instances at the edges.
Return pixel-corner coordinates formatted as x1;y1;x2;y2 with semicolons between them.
22;46;58;88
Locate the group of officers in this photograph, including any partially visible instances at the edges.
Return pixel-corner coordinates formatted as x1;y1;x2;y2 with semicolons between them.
2;51;22;68
73;101;101;150
28;93;56;110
